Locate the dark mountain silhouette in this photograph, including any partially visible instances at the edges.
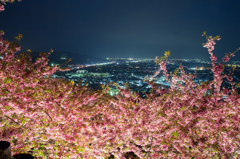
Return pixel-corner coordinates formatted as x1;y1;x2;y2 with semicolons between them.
15;51;107;65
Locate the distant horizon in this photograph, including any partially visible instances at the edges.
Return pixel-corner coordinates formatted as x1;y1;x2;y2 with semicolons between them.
19;50;239;62
4;50;239;62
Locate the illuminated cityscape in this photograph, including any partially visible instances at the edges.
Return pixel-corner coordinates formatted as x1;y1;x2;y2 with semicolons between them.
50;57;240;98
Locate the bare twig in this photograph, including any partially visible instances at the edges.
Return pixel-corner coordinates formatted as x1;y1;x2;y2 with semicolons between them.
44;110;52;121
3;115;25;128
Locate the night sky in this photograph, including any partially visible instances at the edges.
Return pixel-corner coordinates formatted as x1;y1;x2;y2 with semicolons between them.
1;0;240;60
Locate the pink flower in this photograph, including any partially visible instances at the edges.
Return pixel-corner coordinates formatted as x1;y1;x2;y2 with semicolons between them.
0;4;5;11
160;144;169;151
222;56;230;62
226;75;233;82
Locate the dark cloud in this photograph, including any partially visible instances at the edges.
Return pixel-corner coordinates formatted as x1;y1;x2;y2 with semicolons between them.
0;0;240;61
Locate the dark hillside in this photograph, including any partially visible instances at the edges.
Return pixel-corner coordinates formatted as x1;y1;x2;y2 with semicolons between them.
15;51;107;65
